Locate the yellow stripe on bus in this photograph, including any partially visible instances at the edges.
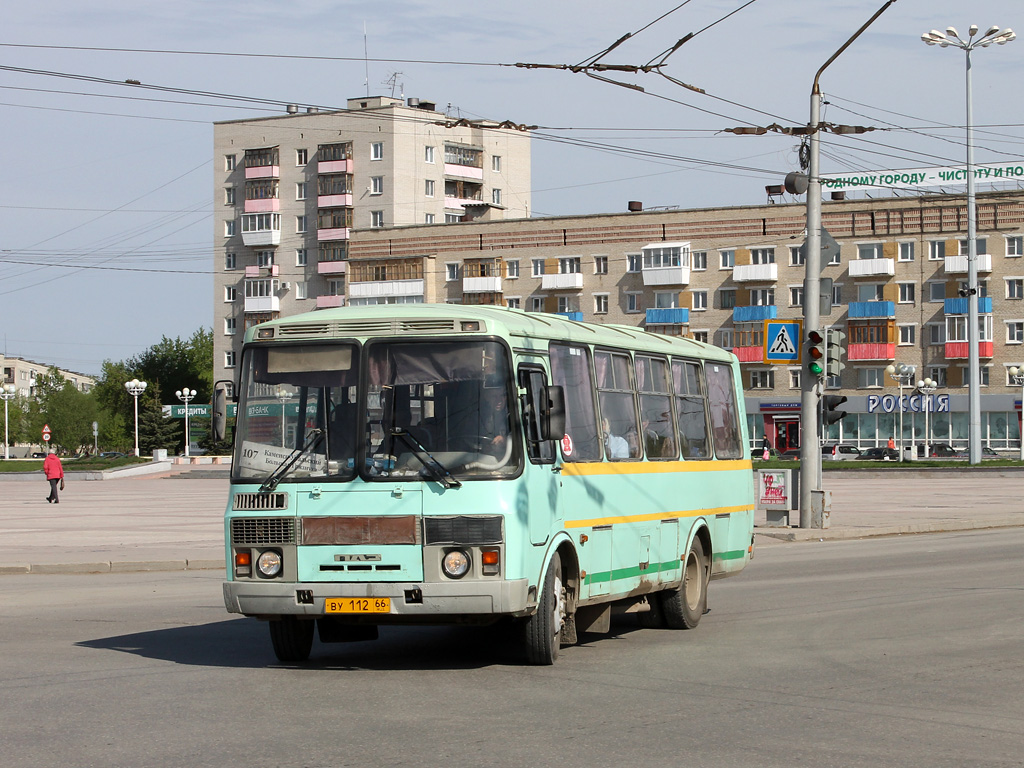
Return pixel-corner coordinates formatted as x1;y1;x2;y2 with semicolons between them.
560;459;752;477
565;503;756;529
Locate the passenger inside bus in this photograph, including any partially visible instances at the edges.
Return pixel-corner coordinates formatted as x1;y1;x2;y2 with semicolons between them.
602;418;630;459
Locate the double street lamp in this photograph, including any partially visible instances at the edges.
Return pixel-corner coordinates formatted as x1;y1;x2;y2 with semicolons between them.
922;24;1015;465
915;377;938;459
886;364;916;460
1009;367;1024;462
176;387;198;458
124;379;148;457
1;383;16;461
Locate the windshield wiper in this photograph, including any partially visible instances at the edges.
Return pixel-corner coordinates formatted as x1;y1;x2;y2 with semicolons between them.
259;428;325;493
391;427;462;489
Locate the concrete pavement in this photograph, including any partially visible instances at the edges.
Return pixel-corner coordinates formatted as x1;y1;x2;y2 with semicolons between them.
1;464;1022;574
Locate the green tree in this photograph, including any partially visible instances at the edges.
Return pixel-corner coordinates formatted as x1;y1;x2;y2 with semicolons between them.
33;368;98;452
137;384;182;454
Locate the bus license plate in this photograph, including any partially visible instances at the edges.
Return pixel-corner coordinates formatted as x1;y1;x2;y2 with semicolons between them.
325;597;391;614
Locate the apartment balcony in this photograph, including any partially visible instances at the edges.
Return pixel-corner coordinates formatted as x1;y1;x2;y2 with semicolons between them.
245;265;279;278
244;296;280;313
732;346;764;363
348;279;425;301
241;230;280;248
848;258;895;278
444;163;484;180
732;263;777;282
244;165;279;180
445;196;483;211
732;305;777;323
463;276;502;293
848;343;896;361
645;308;690;325
317;261;347;276
541;273;584;291
848;301;895;318
317;194;353;208
945;341;994;359
317;227;351;242
316;295;346;309
944;297;993;314
556;311;583;322
240;214;281;247
244;198;280;214
318;159;353;174
944;253;992;273
642;265;691;287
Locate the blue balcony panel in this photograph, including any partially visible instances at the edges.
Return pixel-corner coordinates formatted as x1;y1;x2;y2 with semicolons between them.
848;301;895;319
944;297;993;315
556;311;583;322
732;305;778;323
645;307;690;325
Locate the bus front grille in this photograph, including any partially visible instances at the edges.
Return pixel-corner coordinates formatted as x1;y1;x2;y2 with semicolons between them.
423;516;503;546
233;492;288;511
231;517;297;545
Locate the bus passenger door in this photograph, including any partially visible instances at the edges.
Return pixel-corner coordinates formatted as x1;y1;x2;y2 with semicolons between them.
518;366;562;545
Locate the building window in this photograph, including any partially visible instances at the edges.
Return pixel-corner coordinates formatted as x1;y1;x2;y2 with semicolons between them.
425;179;435;197
857;242;883;260
225;351;236;368
326;278;345;297
719;250;735;269
789;287;803;307
492;189;502;205
296;282;308;300
296;215;307;233
225;317;236;336
506;297;521;309
750;369;774;389
425;213;435;224
295;249;307;266
832;284;842;306
425;145;435;163
256;250;274;267
828;248;841;266
898;242;915;262
492;155;501;172
958;238;987;255
789;245;805;266
719;289;736;309
556;296;576;314
691;330;708;343
560;257;581;274
446;263;459;281
928;282;945;302
928;367;947;387
225;154;236;171
898;282;916;304
532;259;545;277
295;182;307;200
531;296;545;312
371;142;384;160
224;220;236;237
296;148;308;166
627;254;642;272
224;252;236;270
626;292;641;313
445;213;462;223
370;210;384;228
506;260;520;279
750;288;775;306
789;370;801;389
1007;235;1023;257
750;248;775;265
961;366;990;387
716;329;734;349
928;323;945;345
692;291;708;311
594;294;609;314
1006;321;1023;343
370;176;383;195
857;283;884;302
898;325;916;346
224;187;235;205
692;251;707;270
1007;278;1024;299
654;292;678;309
594;255;608;275
928;240;945;260
857;368;884;388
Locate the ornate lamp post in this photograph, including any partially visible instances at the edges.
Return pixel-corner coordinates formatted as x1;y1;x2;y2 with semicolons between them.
1;383;16;461
176;387;198;457
1009;366;1024;462
916;377;938;459
124;379;148;457
886;364;916;460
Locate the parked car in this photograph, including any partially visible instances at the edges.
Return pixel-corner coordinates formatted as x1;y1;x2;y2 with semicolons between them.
31;452;47;459
822;444;862;460
953;446;1000;459
858;447;900;461
779;448;801;460
918;444;957;458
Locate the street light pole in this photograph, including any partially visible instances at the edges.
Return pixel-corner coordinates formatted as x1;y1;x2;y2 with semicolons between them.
176;387;197;458
886;364;916;460
923;24;1015;465
1;384;16;461
124;379;148;457
1009;366;1024;462
800;0;899;528
916;377;937;458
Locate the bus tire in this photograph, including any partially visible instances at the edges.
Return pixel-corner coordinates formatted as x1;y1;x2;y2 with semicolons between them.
660;537;708;630
269;617;314;662
523;553;565;665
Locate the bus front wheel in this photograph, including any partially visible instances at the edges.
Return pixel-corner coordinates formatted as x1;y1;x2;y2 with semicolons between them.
660;537;708;630
269;616;314;662
523;553;565;665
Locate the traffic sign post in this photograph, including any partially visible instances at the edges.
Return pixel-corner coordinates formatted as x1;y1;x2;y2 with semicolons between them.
763;320;803;365
42;424;51;444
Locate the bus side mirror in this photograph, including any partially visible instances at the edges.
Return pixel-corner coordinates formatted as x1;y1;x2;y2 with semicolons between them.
212;379;234;443
539;385;566;441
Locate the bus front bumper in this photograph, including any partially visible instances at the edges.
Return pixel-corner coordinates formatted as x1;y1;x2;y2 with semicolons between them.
223;578;532;620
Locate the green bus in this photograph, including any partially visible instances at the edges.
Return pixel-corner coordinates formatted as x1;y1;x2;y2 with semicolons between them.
222;304;755;664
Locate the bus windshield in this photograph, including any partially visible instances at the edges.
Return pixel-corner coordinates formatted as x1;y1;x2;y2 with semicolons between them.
232;339;521;485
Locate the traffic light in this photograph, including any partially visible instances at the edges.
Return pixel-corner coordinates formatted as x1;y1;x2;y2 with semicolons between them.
822;395;848;426
807;329;825;377
825;328;846;378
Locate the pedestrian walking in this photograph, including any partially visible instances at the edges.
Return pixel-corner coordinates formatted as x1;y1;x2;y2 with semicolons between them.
887;436;896;451
44;449;64;504
760;435;771;461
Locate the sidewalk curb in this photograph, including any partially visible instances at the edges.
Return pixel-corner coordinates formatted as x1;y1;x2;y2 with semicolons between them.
755;516;1024;542
1;559;226;575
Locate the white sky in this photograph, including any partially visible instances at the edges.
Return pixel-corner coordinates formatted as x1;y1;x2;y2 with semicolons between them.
2;0;1022;375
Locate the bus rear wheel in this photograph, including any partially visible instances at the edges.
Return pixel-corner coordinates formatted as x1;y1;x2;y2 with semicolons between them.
269;616;314;662
660;537;708;630
523;553;565;665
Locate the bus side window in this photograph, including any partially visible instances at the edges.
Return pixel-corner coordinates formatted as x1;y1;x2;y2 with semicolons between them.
518;366;555;464
549;343;601;461
672;359;711;459
636;355;676;459
595;350;641;460
705;363;743;459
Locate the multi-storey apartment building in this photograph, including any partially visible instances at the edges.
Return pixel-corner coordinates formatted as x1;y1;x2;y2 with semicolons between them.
213;95;531;385
339;189;1024;453
1;355;95;396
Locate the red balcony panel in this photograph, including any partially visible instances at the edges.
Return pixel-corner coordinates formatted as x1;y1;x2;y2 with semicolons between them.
945;341;993;359
732;346;764;363
847;343;895;361
245;166;280;180
318;159;352;174
244;199;280;214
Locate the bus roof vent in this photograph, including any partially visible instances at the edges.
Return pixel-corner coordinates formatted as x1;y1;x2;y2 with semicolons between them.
277;322;332;337
399;319;461;333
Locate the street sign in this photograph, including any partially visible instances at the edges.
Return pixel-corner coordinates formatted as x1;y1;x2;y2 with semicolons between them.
42;424;51;443
763;320;803;364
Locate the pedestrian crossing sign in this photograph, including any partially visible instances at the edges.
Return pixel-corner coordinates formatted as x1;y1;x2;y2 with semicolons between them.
763;320;803;364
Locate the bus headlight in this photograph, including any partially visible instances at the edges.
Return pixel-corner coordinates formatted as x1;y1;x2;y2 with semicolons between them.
441;550;470;579
256;550;283;578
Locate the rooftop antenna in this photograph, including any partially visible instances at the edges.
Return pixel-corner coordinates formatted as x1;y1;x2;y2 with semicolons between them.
383;72;403;99
363;22;370;97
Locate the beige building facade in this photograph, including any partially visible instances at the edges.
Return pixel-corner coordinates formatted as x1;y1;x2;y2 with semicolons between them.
1;355;95;397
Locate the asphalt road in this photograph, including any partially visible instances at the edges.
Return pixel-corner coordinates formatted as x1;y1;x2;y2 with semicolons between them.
3;528;1022;768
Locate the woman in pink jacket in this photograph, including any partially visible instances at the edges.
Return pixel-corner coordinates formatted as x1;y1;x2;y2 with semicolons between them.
43;449;64;504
